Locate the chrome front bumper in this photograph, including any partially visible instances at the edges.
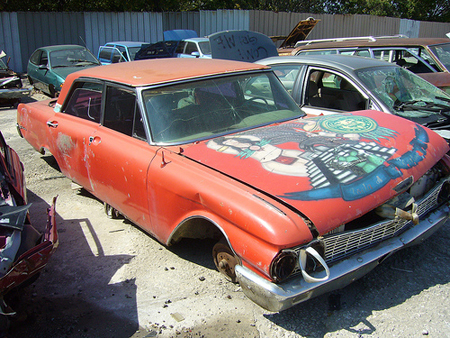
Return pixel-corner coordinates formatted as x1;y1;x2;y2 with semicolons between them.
236;203;450;312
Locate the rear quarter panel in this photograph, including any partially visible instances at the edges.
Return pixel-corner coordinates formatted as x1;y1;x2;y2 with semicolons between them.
17;100;55;153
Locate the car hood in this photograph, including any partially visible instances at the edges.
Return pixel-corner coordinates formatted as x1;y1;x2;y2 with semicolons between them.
182;111;449;235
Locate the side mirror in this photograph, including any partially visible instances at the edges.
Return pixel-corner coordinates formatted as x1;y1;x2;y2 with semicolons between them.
191;51;200;58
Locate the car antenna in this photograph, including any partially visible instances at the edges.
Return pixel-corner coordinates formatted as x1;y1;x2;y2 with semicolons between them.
79;36;95;54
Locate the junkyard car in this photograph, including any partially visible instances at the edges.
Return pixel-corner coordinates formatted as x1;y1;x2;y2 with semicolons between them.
165;29;211;59
174;38;211;58
0;51;31;107
27;45;101;97
257;54;450;141
97;41;147;65
17;58;450;311
0;131;58;325
287;36;450;92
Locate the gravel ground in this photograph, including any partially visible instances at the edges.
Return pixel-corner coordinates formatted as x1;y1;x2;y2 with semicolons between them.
0;91;449;337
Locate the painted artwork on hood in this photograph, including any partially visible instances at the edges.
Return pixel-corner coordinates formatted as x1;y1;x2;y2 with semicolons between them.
206;114;428;202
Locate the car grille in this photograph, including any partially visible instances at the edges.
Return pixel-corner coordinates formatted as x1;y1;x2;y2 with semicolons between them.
291;177;449;274
322;177;449;264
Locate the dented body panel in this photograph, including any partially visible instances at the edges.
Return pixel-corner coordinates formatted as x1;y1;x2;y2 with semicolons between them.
16;58;450;311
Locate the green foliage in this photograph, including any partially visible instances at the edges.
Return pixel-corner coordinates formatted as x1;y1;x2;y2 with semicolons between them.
323;0;450;22
0;0;448;22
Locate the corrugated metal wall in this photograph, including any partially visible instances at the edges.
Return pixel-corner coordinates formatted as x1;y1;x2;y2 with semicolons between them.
0;12;21;72
199;10;250;36
250;11;402;42
1;11;450;73
85;12;163;53
16;12;86;72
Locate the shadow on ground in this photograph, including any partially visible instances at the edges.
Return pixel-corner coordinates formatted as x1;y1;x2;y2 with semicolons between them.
4;190;144;338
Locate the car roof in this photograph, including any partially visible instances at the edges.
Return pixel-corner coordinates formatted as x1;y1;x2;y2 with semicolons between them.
38;44;87;52
294;37;450;52
104;41;147;47
258;54;397;72
59;58;269;98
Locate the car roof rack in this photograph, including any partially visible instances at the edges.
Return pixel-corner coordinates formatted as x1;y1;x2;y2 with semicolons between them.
294;34;409;48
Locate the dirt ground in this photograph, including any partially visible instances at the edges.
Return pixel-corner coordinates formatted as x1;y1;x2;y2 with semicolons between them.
0;91;449;338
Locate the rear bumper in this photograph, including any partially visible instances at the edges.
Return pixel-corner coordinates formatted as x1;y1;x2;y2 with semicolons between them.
236;203;450;312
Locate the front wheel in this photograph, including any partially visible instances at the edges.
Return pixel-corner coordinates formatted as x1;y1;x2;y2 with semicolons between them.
212;241;238;283
104;203;120;219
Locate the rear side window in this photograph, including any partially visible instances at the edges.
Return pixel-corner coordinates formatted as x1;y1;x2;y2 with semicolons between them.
30;50;43;65
63;82;103;123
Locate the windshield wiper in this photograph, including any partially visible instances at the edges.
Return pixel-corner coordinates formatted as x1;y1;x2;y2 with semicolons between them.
435;95;450;103
393;99;450;114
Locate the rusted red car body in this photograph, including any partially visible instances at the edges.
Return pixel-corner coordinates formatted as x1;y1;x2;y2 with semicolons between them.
0;131;58;317
16;58;450;311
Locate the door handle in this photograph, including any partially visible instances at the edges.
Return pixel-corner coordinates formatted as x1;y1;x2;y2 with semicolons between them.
46;121;58;128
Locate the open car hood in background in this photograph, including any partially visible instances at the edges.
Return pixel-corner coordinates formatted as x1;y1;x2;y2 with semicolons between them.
182;111;449;235
274;17;320;49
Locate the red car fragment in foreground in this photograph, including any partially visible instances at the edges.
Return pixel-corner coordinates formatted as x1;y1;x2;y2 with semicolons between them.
0;131;58;325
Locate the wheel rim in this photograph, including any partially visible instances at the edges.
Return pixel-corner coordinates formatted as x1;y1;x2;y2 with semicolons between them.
213;242;238;283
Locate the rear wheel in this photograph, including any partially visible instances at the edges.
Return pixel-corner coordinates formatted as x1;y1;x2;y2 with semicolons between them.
212;241;238;283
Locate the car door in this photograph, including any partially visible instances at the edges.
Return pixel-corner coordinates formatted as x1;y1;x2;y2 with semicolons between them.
46;80;103;188
98;45;114;64
83;84;156;229
28;49;49;92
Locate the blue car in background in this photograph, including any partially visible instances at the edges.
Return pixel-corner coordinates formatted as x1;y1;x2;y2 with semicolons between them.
27;45;100;97
97;41;147;65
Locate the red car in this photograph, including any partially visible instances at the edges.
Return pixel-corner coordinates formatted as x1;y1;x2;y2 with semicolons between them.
17;58;450;311
0;131;57;324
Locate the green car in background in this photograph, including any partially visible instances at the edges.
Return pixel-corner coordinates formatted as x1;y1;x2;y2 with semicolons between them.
27;45;100;97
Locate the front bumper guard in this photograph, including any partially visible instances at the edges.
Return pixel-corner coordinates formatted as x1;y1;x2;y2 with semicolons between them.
236;203;450;312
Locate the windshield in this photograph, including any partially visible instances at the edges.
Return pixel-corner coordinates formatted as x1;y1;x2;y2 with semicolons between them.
356;65;450;118
143;71;304;144
50;48;100;68
198;41;211;55
128;46;142;61
429;42;450;71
